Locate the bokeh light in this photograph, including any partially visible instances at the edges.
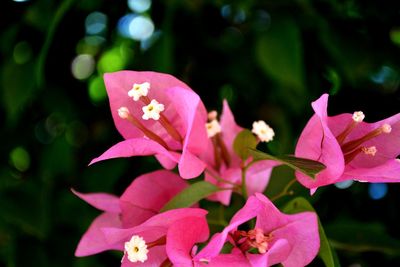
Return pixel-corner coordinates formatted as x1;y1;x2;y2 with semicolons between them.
118;14;136;38
128;0;151;13
368;183;388;200
129;15;155;41
97;48;125;73
335;180;354;189
88;76;107;103
140;30;161;50
71;54;95;80
9;147;30;172
85;12;107;35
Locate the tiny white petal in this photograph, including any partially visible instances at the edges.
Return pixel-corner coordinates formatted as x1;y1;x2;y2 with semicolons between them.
252;120;275;142
352;111;365;123
124;235;149;263
142;99;164;120
128;82;150;101
206;119;221;138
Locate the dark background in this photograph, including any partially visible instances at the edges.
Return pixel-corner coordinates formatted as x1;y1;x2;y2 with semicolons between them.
1;0;400;266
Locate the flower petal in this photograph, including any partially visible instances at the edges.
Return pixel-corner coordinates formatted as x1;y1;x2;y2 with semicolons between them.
120;170;189;227
220;100;242;166
342;159;400;183
166;216;209;266
246;160;280;197
104;71;191;140
166;86;208;178
194;196;262;261
72;189;120;213
295;94;345;189
75;212;122;256
89;138;178;166
205;168;241;206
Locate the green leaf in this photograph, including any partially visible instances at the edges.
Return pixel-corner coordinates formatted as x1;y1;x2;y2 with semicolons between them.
256;17;304;89
233;129;258;160
249;149;325;179
160;181;220;212
36;0;77;87
283;197;339;267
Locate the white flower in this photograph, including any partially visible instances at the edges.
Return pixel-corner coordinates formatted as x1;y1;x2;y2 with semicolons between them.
252;120;274;142
352;111;365;123
128;82;150;101
142;99;165;120
206;119;222;138
124;235;149;263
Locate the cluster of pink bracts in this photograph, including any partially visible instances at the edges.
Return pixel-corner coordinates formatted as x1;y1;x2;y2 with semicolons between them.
75;71;400;267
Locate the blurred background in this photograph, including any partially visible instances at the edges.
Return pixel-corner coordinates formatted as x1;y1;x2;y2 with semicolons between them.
1;0;400;266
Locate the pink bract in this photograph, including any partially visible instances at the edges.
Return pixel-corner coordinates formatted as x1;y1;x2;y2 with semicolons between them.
90;71;208;178
295;94;400;192
74;170;188;256
193;193;320;267
203;100;279;205
104;208;208;266
166;216;250;267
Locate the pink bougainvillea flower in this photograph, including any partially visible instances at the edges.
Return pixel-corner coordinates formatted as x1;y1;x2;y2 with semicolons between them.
74;170;188;256
103;208;208;266
166;216;250;267
295;94;400;192
90;71;208;178
193;193;320;267
203;100;279;205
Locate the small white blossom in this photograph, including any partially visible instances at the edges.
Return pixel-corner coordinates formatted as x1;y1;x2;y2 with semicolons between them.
352;111;365;123
142;99;164;120
206;119;221;138
252;120;275;142
128;82;150;101
124;235;149;263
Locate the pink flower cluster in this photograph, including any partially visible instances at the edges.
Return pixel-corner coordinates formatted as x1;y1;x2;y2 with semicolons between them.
75;71;400;266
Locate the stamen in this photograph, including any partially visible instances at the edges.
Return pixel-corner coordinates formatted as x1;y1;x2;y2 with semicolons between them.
336;111;365;144
352;111;365;122
362;146;377;156
341;123;392;154
215;134;231;167
124;235;149;263
206;120;221;138
139;96;182;143
117;107;169;149
344;146;377;164
128;82;150;101
142;99;165;120
118;107;130;119
382;123;392;133
208;110;218;121
232;228;272;254
211;137;222;170
252;121;274;142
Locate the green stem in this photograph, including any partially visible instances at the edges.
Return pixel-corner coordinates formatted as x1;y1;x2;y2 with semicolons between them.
205;169;240;188
241;161;248;199
270;178;297;202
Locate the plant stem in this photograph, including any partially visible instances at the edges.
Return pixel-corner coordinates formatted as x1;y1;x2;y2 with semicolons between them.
241;161;248;199
270;178;297;202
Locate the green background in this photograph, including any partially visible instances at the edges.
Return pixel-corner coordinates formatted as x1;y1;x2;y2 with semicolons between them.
1;0;400;266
